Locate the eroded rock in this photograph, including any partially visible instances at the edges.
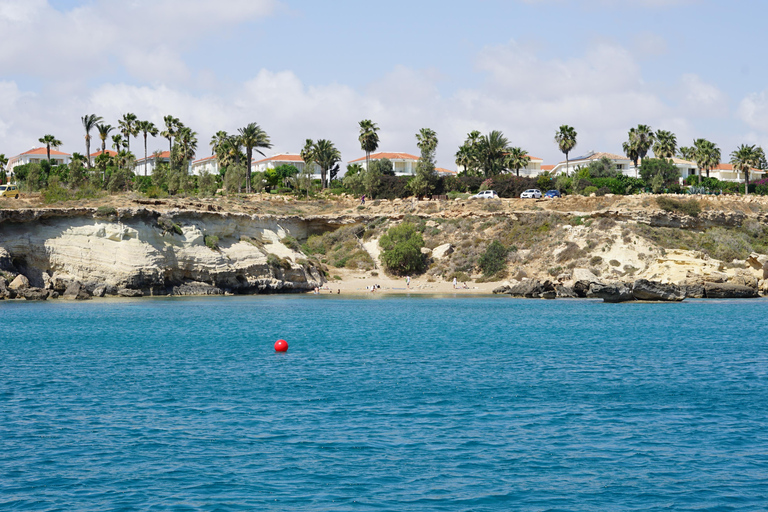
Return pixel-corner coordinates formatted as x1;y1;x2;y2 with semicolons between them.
632;279;685;301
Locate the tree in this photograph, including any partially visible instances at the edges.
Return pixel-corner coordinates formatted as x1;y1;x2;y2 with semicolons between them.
730;144;761;195
210;131;229;161
379;222;426;275
653;130;677;159
639;158;679;186
478;130;509;178
505;147;530;177
693;138;720;184
678;146;695;161
369;157;394;176
554;125;577;176
176;126;198;164
358;119;380;172
313;139;341;189
81;114;103;168
0;154;7;184
111;134;124;153
136;120;158;176
632;125;655;164
119;113;139;153
586;156;620;178
409;128;438;197
238;123;272;193
96;123;114;153
479;240;509;276
38;134;62;164
623;138;639;174
160;115;181;167
455;130;482;176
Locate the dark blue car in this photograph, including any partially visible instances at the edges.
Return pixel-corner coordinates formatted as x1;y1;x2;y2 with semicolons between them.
544;189;561;198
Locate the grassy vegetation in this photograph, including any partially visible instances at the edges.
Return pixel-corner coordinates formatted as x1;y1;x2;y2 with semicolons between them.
656;197;701;217
302;224;375;271
204;235;219;250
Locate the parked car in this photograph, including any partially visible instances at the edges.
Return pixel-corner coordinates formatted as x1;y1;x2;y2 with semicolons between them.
0;184;20;198
520;188;542;199
544;189;561;198
471;190;499;199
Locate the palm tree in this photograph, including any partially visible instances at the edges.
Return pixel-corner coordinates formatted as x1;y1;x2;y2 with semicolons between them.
653;130;677;159
554;125;577;176
160;115;180;167
678;146;695;161
632;124;655;166
96;123;114;153
693;138;720;184
623;135;640;175
210;131;229;157
136;120;158;176
416;128;438;156
38;134;62;164
0;154;7;182
313;139;341;189
300;138;316;179
81;114;103;168
455;130;482;176
505;147;531;177
111;134;124;153
730;144;760;195
478;130;509;178
119;113;138;153
358;119;380;171
176;126;198;164
238;123;272;193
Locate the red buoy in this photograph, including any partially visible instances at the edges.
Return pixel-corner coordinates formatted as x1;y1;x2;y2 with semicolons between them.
274;339;288;352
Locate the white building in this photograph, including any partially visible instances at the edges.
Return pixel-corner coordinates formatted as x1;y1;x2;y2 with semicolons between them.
549;151;633;176
7;147;72;173
348;152;420;176
707;163;764;183
190;155;219;176
133;151;171;177
252;153;321;179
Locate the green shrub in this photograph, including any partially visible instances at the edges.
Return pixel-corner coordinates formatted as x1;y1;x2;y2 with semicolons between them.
204;235;219;250
379;222;426;275
478;240;508;276
582;186;598;196
157;216;183;235
656;197;701;217
449;271;471;282
281;236;301;252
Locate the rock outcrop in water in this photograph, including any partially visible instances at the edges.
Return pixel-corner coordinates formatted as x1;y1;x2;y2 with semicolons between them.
0;207;327;297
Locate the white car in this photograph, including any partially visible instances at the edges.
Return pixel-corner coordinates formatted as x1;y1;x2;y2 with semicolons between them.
520;188;542;199
471;190;499;199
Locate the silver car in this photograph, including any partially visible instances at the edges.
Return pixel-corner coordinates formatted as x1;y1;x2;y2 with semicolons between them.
520;188;542;199
471;190;499;199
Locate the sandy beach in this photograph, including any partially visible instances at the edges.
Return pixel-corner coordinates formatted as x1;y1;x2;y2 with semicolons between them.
316;268;499;295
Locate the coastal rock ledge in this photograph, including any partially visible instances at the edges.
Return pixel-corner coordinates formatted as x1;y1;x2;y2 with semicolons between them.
0;208;325;298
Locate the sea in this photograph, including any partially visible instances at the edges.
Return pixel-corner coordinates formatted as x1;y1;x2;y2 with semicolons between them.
1;295;767;511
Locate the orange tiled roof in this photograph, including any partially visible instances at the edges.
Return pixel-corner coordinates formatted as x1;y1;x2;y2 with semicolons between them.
349;152;419;163
90;150;117;157
253;153;305;164
135;151;171;162
541;165;555;171
435;167;457;175
192;155;218;164
17;147;71;157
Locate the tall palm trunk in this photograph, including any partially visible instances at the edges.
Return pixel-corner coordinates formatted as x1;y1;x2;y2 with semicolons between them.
86;137;91;169
144;134;149;176
246;147;253;194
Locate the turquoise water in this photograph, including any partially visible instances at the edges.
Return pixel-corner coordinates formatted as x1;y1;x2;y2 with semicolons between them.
1;296;767;511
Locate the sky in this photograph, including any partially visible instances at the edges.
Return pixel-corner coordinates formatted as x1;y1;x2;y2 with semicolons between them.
3;0;768;169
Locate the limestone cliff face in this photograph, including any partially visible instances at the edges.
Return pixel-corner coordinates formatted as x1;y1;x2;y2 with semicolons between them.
0;208;327;294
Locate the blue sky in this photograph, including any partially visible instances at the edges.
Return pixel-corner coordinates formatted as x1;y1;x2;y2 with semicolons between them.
3;0;768;168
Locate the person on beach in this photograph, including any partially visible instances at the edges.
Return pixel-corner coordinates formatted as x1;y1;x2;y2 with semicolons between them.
406;276;410;289
452;277;457;289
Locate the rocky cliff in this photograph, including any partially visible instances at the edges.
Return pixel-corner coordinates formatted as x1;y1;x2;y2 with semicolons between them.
0;207;338;297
